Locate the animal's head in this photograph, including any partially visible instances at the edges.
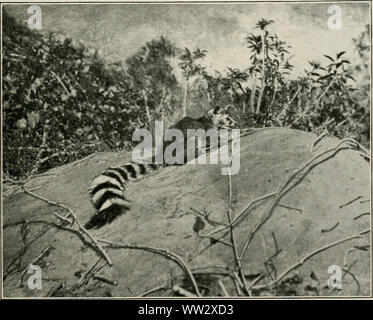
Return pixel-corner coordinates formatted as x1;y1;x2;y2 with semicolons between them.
207;105;237;129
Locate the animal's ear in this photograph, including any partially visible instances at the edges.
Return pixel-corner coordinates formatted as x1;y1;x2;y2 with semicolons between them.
224;104;231;111
213;105;221;114
207;106;219;117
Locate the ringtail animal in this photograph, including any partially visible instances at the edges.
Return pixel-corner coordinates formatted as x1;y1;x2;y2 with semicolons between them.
85;105;236;229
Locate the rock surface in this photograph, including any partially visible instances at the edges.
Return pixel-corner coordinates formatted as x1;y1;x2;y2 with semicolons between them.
3;128;370;297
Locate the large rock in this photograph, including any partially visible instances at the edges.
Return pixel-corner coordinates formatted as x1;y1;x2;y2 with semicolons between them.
3;128;370;297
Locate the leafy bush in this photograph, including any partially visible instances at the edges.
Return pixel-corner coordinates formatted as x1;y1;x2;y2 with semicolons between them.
187;19;370;145
2;11;180;178
3;12;370;179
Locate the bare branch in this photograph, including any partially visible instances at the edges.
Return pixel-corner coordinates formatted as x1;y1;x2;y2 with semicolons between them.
97;239;201;296
252;228;370;290
22;186;112;266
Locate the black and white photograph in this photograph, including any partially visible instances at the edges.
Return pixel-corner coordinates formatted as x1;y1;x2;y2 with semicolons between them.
1;1;371;299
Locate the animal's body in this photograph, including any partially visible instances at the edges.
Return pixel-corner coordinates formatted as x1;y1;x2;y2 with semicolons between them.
85;106;236;229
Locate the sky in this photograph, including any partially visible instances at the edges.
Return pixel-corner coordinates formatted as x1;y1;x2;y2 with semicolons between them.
4;2;371;78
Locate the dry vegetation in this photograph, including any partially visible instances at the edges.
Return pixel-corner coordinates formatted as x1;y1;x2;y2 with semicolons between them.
3;12;370;180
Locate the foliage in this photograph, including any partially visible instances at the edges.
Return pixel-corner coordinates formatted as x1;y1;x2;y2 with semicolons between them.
351;24;370;146
186;19;370;146
3;11;180;178
2;12;370;179
125;36;180;126
178;48;207;116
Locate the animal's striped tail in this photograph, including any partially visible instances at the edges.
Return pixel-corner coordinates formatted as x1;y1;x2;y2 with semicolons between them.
85;161;159;229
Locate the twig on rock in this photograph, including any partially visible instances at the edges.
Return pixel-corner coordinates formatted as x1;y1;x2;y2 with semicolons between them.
353;212;370;221
138;284;168;297
227;167;250;295
92;275;118;286
310;130;329;152
173;285;196;297
340;196;362;209
18;246;53;287
22;186;112;266
46;282;66;297
97;239;201;296
251;228;370;291
218;279;230;296
321;222;340;233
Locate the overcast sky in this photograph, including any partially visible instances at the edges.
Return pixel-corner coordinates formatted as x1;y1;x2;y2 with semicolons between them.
4;2;370;78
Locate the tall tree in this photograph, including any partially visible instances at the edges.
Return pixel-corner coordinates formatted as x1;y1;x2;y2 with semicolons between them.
178;48;207;116
125;36;178;125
